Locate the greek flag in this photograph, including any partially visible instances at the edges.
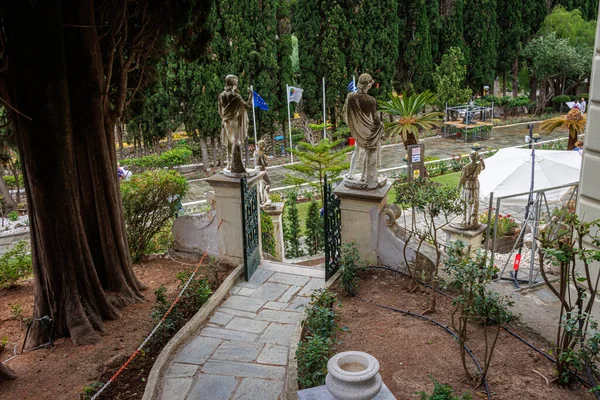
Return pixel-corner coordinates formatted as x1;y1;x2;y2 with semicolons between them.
253;91;269;111
347;80;357;93
288;86;303;103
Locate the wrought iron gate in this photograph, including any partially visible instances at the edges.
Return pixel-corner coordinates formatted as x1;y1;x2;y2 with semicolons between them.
241;177;260;281
323;175;342;281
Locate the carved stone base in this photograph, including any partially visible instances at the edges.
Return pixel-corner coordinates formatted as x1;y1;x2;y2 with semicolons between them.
442;223;487;253
342;175;388;190
221;168;258;179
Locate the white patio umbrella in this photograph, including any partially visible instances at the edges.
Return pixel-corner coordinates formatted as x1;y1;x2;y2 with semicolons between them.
478;148;581;201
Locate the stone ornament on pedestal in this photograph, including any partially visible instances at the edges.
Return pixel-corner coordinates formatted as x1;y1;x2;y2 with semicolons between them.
326;352;383;400
296;351;396;400
455;150;485;230
342;73;385;190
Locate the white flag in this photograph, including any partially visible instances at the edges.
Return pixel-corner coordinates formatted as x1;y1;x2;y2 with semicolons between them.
288;86;303;103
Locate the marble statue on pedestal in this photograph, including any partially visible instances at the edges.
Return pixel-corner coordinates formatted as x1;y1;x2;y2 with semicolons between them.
254;140;272;207
342;74;385;190
218;74;253;176
457;150;486;229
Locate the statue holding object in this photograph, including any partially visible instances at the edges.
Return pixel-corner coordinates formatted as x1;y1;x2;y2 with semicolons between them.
218;74;253;175
457;150;485;229
342;73;385;190
254;140;272;207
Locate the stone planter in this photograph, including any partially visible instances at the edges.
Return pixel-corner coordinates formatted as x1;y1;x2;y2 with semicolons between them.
325;351;383;400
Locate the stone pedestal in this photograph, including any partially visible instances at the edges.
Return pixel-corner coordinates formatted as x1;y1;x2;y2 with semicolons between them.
334;181;393;266
442;223;487;253
262;202;285;261
206;171;265;266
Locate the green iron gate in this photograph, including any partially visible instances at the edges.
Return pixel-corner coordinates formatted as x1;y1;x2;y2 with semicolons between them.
323;175;342;281
241;177;260;281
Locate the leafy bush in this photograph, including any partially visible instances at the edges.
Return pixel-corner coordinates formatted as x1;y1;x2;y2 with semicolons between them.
143;219;174;255
7;211;18;221
3;175;23;190
296;334;335;389
269;192;283;203
507;95;533;108
120;147;193;170
261;210;276;256
0;240;32;287
444;242;513;384
340;242;362;296
297;289;339;389
479;211;519;238
305;194;323;255
551;95;571;104
81;382;104;400
284;189;303;258
333;125;351;140
151;272;212;337
121;170;188;262
418;378;472;400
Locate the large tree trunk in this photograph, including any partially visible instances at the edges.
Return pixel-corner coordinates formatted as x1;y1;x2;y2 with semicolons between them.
199;136;210;172
512;58;519;98
4;0;143;348
403;133;418;150
117;118;124;159
0;172;17;213
0;362;16;381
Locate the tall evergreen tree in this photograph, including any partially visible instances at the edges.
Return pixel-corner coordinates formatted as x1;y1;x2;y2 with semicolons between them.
397;0;434;92
464;0;499;93
276;0;295;153
496;0;524;97
440;0;466;55
293;0;322;118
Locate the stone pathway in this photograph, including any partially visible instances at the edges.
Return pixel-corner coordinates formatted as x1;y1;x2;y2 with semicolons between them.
159;260;325;400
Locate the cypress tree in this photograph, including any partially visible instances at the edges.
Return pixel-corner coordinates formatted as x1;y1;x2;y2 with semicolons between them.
293;0;322;118
305;194;324;255
496;0;524;96
441;0;466;55
284;189;304;258
464;0;499;93
320;3;348;127
402;0;434;92
276;0;295;154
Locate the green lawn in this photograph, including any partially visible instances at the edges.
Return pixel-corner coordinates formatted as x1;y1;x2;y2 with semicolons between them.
288;172;461;235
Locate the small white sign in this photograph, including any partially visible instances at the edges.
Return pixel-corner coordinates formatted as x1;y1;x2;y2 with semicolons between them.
412;147;421;156
412;155;420;163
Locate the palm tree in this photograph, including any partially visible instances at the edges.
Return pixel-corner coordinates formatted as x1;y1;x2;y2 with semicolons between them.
539;108;586;150
378;91;443;149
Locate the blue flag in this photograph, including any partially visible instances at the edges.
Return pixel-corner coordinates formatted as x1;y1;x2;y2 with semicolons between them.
253;91;269;111
347;80;357;93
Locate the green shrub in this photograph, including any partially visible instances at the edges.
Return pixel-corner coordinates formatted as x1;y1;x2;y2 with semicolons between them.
120;147;193;170
144;219;174;255
333;125;351;140
284;189;303;258
305;194;323;255
7;211;19;221
340;242;363;296
296;334;335;389
297;289;339;389
0;240;32;287
261;210;276;256
507;95;533;108
3;175;23;190
551;95;571;104
121;170;188;262
418;378;472;400
81;382;104;400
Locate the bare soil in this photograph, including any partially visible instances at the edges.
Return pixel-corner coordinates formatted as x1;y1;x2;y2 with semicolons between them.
0;255;234;400
332;269;593;400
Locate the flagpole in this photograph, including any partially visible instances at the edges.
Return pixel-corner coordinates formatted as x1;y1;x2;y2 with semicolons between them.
322;77;326;140
251;85;258;150
287;84;294;164
353;75;356;91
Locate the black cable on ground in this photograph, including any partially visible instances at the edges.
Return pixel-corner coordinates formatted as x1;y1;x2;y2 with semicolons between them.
366;265;596;389
356;295;491;400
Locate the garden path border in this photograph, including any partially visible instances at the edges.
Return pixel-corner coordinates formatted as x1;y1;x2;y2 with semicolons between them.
142;264;244;400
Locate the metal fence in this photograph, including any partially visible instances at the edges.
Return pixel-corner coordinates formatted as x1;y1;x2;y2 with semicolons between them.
485;182;579;288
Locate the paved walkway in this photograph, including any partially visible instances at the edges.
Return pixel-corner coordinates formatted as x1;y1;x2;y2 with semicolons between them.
183;122;569;205
159;260;325;400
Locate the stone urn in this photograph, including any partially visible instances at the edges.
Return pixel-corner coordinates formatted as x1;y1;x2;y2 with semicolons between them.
325;351;383;400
